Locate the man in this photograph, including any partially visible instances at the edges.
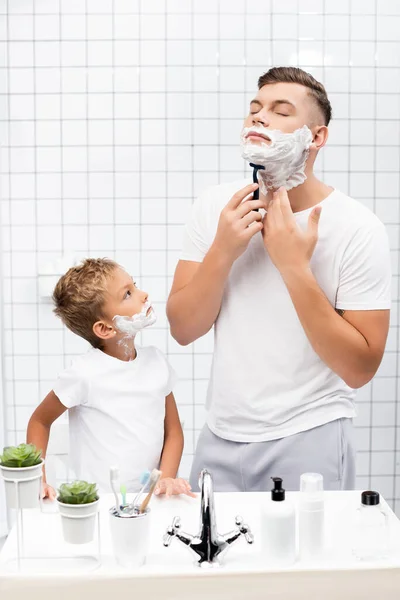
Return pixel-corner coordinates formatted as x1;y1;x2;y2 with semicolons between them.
167;67;391;492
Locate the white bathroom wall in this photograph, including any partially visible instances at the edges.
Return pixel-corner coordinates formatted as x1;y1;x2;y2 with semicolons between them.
0;279;6;536
0;0;399;509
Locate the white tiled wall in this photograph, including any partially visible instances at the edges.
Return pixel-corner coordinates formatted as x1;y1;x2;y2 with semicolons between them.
0;0;399;509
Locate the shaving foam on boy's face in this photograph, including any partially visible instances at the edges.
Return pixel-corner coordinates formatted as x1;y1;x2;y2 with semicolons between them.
240;125;313;193
113;300;157;337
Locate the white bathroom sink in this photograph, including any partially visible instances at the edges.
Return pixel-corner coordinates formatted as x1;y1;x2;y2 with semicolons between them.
1;491;400;599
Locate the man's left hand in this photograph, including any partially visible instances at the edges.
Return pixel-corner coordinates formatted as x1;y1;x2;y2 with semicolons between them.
262;186;321;275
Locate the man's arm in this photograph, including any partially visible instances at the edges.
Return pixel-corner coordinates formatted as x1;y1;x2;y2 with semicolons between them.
262;187;390;389
27;391;67;498
167;252;233;346
167;182;264;345
282;267;389;388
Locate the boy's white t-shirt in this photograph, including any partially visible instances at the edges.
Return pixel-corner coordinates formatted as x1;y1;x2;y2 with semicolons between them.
181;179;391;443
53;346;177;492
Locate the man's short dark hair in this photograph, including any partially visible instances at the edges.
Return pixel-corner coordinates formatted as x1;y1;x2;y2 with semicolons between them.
258;66;332;126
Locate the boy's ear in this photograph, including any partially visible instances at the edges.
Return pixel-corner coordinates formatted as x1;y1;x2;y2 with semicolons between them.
93;320;116;341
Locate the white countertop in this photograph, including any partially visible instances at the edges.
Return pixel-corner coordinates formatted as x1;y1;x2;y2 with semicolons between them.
1;490;400;599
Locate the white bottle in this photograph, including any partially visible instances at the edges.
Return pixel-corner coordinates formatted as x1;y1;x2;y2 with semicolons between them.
352;491;388;561
298;473;324;561
262;477;296;566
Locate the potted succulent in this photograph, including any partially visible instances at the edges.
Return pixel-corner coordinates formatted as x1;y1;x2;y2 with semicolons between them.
57;480;99;544
0;443;44;509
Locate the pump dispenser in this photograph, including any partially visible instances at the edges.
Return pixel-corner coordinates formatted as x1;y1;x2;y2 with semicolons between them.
262;477;296;566
271;476;285;500
298;472;325;560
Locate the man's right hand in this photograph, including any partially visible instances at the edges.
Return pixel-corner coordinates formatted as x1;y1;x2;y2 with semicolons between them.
42;482;57;501
212;183;265;262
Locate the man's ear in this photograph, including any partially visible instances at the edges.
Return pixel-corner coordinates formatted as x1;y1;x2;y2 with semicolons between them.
93;320;116;341
311;125;329;151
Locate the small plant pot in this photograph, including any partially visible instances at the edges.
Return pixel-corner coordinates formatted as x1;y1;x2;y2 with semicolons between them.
57;499;99;544
0;460;44;509
109;506;150;568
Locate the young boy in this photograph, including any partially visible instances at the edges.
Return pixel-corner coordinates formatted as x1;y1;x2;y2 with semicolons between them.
27;258;194;500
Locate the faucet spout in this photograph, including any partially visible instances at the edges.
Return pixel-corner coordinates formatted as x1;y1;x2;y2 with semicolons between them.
199;469;218;545
163;469;253;566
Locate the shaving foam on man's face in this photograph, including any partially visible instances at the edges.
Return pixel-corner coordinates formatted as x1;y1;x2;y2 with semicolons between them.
113;300;157;337
240;124;313;193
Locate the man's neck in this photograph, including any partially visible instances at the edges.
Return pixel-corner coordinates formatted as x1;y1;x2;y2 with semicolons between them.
102;337;137;362
262;174;334;213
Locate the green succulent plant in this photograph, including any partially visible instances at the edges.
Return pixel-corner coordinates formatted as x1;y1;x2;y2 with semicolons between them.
0;443;42;468
58;480;99;505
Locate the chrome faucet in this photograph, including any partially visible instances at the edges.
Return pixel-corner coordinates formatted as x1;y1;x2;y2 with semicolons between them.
163;469;254;566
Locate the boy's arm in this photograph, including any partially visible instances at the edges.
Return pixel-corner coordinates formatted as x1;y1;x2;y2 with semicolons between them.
156;393;195;497
158;392;184;479
26;390;67;496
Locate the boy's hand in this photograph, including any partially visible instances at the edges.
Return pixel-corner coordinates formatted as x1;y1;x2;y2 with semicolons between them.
154;477;196;498
42;482;57;501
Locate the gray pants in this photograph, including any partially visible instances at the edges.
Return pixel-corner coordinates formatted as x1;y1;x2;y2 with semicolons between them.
190;418;356;492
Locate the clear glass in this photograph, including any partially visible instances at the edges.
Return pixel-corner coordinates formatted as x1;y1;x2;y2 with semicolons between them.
352;504;388;561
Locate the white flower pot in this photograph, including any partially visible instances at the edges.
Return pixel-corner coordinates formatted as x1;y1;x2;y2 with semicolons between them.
109;507;150;568
57;499;99;545
0;460;44;509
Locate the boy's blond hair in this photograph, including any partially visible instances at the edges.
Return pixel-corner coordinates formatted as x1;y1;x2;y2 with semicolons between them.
53;258;119;348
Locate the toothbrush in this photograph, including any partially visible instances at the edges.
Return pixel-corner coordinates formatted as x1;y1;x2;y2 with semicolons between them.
120;483;127;507
139;469;162;514
110;466;121;514
126;469;151;514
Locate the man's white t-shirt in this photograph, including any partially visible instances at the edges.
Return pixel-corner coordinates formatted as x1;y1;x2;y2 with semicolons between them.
53;346;177;492
181;179;391;443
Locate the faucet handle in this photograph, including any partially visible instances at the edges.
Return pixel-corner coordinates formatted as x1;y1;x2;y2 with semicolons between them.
163;516;181;547
235;515;254;544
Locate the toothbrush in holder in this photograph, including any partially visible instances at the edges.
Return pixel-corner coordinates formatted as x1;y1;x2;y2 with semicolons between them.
110;466;121;514
120;483;127;506
139;469;162;514
127;469;151;514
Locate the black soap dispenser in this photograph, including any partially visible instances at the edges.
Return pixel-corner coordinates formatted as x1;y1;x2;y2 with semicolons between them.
261;476;296;566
